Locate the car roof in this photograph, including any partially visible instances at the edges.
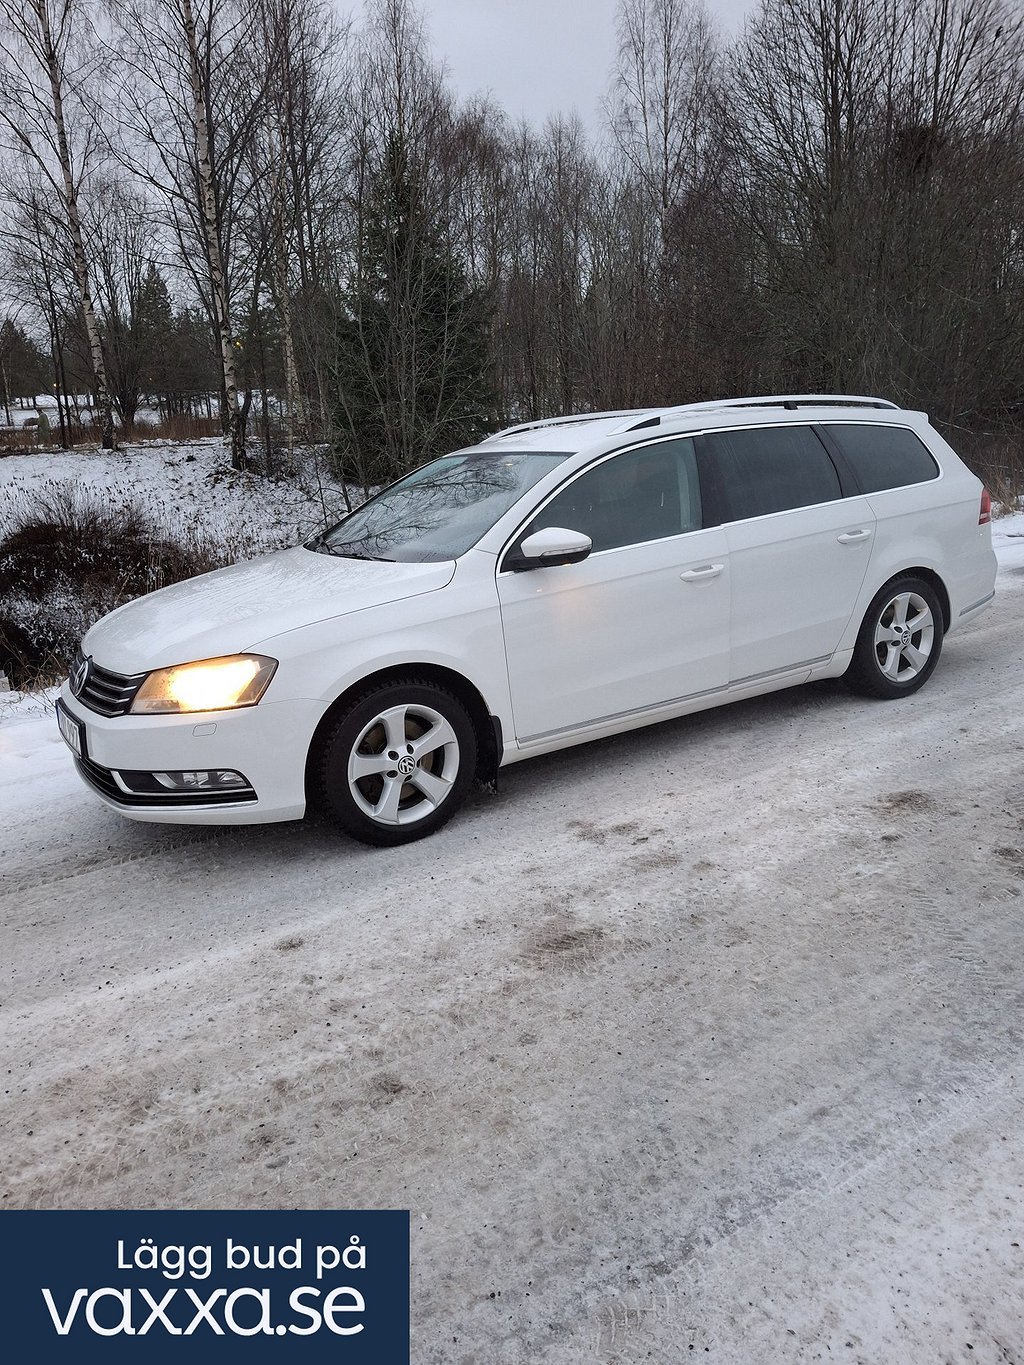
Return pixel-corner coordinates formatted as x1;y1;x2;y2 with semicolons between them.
477;396;928;454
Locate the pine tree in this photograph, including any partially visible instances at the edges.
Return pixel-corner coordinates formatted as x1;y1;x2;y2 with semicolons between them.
135;263;174;403
0;319;52;425
335;133;494;487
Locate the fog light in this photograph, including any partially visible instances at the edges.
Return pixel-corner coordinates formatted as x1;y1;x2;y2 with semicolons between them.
153;770;249;790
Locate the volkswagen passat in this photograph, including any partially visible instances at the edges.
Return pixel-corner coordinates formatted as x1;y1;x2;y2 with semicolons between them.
57;396;997;845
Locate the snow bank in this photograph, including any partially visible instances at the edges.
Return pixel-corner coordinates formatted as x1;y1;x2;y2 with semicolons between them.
992;507;1024;576
0;439;353;562
0;687;78;827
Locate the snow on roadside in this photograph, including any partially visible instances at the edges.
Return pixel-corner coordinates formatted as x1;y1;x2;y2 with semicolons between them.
0;439;353;562
0;687;78;825
0;441;355;808
992;507;1024;577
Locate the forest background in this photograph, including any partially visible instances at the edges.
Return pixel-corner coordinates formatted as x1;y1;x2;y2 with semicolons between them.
0;0;1022;502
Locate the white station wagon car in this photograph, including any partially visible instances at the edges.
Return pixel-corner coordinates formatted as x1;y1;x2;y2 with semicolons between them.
57;395;997;845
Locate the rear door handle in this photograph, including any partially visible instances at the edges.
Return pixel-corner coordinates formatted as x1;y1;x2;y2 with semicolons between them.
837;529;872;544
680;563;724;581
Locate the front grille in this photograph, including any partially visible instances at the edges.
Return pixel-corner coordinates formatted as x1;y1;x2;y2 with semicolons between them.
74;756;257;808
74;651;146;717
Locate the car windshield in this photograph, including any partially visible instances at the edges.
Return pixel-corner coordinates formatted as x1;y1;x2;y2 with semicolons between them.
309;450;570;563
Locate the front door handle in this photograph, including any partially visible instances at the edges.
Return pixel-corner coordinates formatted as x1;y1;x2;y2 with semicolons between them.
680;563;724;581
837;529;872;544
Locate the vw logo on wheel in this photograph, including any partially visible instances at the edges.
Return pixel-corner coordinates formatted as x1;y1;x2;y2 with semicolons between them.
397;755;416;777
70;654;89;697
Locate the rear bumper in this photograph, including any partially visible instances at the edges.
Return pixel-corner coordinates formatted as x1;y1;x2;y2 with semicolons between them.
59;683;320;824
956;587;996;621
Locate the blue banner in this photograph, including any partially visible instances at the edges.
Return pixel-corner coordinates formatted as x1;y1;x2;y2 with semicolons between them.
0;1210;409;1361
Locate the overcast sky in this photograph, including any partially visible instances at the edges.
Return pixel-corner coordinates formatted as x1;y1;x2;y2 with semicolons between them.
416;0;757;131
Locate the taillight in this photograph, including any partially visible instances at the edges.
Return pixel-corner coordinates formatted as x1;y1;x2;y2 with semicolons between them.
979;486;991;525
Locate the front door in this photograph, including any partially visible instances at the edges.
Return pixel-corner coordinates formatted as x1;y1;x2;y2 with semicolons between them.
496;437;731;742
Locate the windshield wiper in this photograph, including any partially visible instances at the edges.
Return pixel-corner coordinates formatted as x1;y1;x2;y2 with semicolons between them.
322;545;395;562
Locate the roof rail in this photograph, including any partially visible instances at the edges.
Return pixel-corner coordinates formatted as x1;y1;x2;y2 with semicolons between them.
625;394;900;428
483;409;649;442
483;395;901;443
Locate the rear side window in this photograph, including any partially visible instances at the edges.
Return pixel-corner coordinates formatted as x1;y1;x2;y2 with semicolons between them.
823;423;939;492
705;425;842;522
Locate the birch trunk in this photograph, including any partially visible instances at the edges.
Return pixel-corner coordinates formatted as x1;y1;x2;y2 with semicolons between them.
33;0;115;449
180;0;247;470
270;141;303;473
277;250;302;474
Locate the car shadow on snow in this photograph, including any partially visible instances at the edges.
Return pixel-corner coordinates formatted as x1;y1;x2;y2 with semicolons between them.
492;677;859;800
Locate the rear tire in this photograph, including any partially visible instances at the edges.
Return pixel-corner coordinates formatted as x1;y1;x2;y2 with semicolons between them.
316;679;478;846
847;576;943;699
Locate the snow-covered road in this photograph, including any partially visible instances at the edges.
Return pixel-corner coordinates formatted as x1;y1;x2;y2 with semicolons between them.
2;519;1023;1362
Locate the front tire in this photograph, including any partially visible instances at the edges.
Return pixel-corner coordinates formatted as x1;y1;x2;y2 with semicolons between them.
316;680;478;846
847;576;943;699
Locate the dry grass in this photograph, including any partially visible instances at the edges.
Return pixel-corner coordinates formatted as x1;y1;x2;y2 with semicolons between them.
943;427;1024;511
130;415;222;442
0;482;217;689
1;414;223;451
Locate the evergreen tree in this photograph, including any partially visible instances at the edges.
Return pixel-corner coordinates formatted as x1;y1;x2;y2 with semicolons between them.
166;306;220;418
135;263;174;405
130;271;219;421
0;319;52;424
335;133;495;487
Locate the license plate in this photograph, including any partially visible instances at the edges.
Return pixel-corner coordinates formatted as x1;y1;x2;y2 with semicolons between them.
56;701;86;758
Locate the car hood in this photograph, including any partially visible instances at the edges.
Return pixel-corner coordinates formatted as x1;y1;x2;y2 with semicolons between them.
83;546;456;674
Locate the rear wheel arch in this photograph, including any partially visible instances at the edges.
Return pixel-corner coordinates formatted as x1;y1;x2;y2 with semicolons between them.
894;566;950;632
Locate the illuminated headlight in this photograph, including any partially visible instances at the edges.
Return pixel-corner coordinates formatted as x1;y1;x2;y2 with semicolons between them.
130;654;277;715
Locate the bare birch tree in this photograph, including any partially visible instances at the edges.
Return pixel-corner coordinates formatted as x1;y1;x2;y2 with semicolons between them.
107;0;275;469
0;183;82;443
608;0;720;245
0;0;116;446
607;0;727;399
86;175;156;432
244;0;352;465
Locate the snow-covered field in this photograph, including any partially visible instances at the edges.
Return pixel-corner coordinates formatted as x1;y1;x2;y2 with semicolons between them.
0;438;352;562
1;452;1023;1358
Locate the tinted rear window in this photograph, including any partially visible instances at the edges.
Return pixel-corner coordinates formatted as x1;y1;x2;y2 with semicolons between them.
706;425;842;521
824;423;939;492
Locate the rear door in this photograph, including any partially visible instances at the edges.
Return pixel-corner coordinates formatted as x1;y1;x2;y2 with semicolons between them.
701;424;876;683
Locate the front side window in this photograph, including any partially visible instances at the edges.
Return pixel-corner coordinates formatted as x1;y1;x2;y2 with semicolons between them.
310;451;569;563
516;437;702;555
823;423;939;493
705;425;842;522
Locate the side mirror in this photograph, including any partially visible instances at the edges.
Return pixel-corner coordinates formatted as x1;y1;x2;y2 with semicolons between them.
512;526;593;571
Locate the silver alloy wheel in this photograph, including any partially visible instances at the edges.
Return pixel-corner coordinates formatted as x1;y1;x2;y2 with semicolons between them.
347;702;460;826
873;590;935;683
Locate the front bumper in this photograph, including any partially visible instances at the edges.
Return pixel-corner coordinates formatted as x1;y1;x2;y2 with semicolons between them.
59;683;324;824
